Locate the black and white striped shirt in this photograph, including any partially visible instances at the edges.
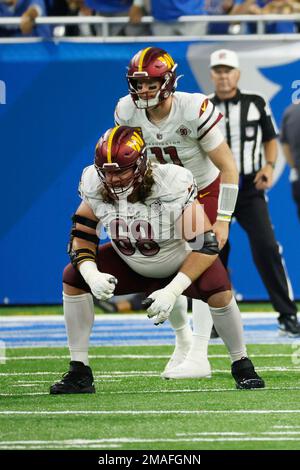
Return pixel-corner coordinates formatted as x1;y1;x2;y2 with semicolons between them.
209;89;278;176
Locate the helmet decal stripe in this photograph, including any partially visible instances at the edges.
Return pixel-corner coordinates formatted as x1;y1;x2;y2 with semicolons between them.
126;131;144;152
158;53;175;69
138;47;152;72
107;125;120;163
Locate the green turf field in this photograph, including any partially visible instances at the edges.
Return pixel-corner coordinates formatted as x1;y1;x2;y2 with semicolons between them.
1;344;300;450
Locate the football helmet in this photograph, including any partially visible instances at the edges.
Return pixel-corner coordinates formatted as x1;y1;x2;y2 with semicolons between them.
127;47;178;109
94;125;147;199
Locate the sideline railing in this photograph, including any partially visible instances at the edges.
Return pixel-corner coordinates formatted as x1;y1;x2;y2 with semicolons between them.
0;14;299;37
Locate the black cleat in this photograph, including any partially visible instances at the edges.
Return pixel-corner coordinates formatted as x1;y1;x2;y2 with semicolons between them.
278;315;300;337
231;357;265;390
50;361;95;395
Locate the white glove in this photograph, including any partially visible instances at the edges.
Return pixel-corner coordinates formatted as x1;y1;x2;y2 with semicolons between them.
145;272;192;325
146;288;178;325
79;261;117;300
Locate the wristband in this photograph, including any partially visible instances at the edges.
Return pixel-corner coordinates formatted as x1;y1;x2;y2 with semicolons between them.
167;272;192;296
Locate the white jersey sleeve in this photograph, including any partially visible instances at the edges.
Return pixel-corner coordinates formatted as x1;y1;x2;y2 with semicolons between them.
151;163;197;213
114;95;136;126
183;93;224;151
78;165;103;216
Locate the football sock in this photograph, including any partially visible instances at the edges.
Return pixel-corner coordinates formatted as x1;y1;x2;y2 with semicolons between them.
189;299;213;358
63;292;94;366
209;296;247;362
168;295;192;346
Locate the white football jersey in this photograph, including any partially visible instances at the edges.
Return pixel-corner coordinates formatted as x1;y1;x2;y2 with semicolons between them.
115;91;224;190
79;163;197;278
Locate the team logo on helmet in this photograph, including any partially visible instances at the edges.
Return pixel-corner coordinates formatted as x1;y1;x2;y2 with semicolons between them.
126;130;144;153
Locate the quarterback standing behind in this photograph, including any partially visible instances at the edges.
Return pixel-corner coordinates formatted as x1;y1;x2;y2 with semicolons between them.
114;47;239;378
50;125;264;394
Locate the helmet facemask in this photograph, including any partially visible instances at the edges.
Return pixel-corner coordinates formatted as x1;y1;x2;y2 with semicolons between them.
95;154;147;200
128;67;177;110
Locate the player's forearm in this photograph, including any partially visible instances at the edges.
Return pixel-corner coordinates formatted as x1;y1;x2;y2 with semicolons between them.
208;141;239;185
179;251;218;283
219;152;239;186
157;250;218;302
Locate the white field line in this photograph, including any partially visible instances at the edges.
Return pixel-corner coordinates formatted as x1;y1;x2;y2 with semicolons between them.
177;431;300;436
0;371;159;377
1;366;300;378
3;386;300;397
12;384;43;388
0;312;280;322
0;445;121;450
77;386;300;394
1;410;300;416
4;433;300;443
5;343;297;349
3;353;296;361
1;436;300;447
0;392;47;397
273;426;300;429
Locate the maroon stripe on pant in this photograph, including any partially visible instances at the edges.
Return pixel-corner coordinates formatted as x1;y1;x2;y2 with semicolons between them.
197;175;220;224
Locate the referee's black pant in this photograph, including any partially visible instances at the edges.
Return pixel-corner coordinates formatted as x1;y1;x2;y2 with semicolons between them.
220;177;297;317
292;179;300;221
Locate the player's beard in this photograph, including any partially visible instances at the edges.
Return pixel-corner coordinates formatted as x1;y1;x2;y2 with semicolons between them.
100;166;154;204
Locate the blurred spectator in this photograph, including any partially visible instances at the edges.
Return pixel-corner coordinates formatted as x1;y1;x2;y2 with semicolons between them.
231;0;296;33
0;0;51;37
130;0;208;36
68;0;150;36
281;103;300;220
206;0;235;34
45;1;82;36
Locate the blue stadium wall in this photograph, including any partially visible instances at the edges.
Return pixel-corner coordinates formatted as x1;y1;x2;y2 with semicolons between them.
0;40;299;304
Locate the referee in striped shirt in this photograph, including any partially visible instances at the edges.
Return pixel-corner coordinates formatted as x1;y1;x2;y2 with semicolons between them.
208;49;300;336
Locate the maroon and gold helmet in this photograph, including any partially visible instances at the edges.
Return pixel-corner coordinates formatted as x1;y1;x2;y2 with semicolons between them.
127;47;178;109
94;126;147;199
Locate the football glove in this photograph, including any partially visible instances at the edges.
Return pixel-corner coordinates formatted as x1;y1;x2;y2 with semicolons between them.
145;288;178;325
79;261;117;300
145;272;192;325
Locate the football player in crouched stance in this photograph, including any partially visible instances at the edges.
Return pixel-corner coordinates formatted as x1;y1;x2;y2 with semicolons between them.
50;125;264;395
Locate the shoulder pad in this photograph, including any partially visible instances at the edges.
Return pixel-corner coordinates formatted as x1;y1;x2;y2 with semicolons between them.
114;95;136;124
152;164;195;201
177;92;211;122
79;165;102;199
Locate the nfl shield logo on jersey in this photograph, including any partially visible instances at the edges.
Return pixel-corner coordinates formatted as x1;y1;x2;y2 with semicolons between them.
156;133;163;140
176;125;191;137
